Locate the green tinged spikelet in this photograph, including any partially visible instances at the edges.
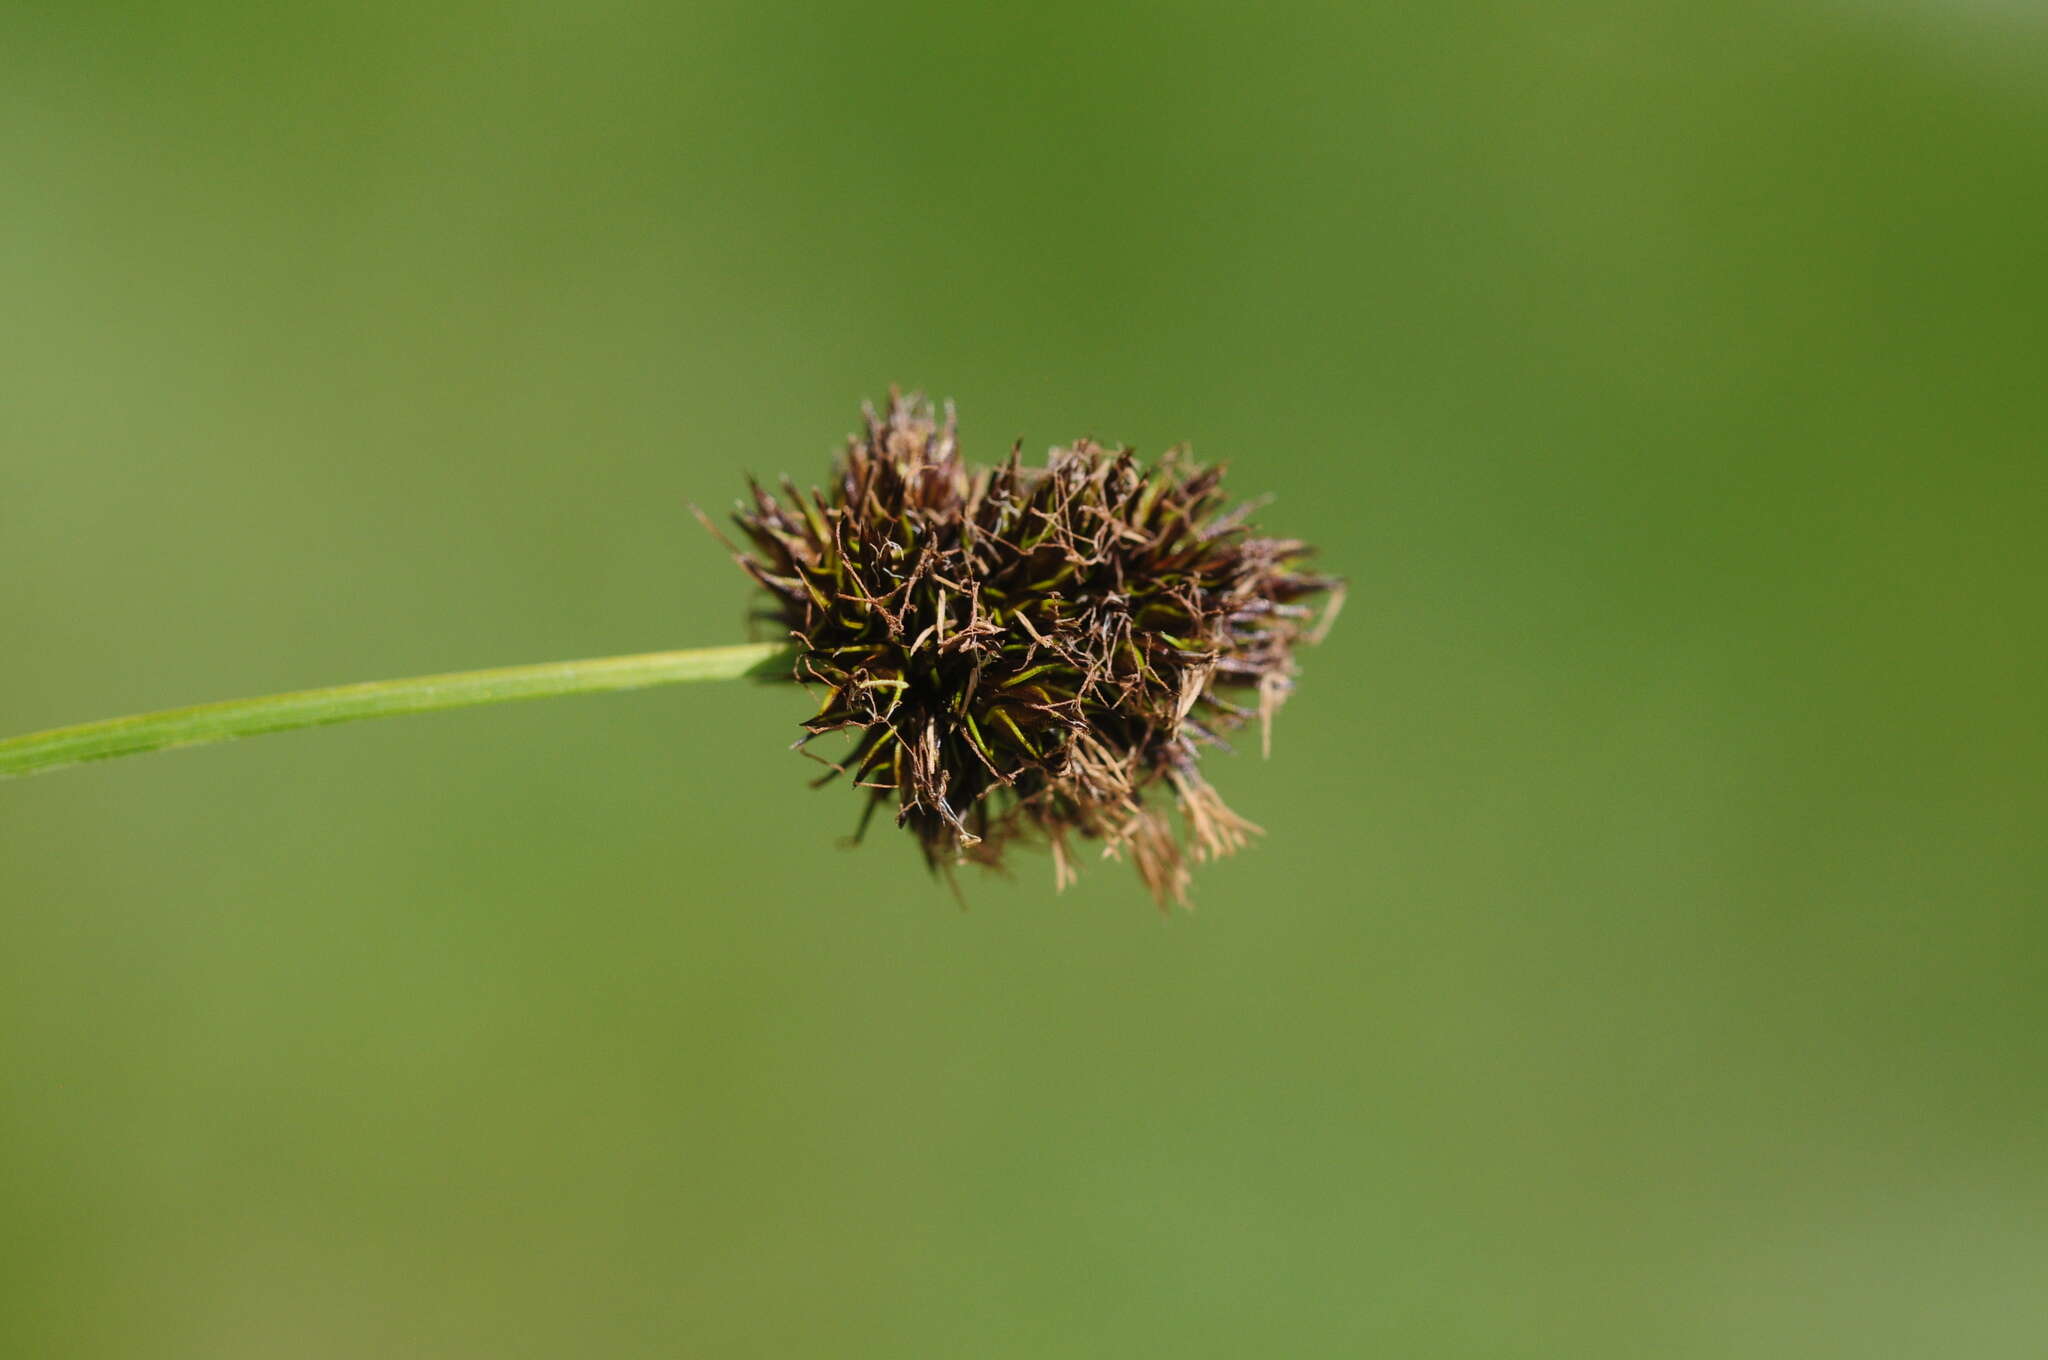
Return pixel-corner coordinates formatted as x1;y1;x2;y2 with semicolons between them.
710;390;1339;907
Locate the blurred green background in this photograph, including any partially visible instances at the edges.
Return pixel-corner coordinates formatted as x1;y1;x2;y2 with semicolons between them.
4;1;2045;1354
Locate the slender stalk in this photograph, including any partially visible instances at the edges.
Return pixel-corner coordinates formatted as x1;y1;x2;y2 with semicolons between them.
0;642;793;779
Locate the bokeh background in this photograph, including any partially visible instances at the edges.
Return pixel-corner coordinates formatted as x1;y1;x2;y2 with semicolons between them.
4;2;2045;1354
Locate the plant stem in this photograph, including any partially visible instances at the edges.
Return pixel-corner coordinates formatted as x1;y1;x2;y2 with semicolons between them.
0;642;793;779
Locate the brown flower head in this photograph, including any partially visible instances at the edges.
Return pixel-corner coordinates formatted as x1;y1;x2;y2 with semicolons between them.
705;390;1340;907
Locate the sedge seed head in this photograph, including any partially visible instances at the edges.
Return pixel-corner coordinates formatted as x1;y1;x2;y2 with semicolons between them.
707;389;1339;908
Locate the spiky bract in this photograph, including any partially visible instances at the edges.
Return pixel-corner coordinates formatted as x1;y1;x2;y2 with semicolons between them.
712;391;1337;907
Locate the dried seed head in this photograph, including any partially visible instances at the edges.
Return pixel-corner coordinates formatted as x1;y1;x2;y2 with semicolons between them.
710;389;1339;907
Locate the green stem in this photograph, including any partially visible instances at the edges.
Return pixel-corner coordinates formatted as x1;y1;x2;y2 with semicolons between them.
0;642;793;779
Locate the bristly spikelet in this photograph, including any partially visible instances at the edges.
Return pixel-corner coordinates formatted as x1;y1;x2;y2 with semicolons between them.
706;389;1340;908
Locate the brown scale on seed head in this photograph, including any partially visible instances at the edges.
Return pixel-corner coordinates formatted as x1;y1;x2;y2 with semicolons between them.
703;389;1340;907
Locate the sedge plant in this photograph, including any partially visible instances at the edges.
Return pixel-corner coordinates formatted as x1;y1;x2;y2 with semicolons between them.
2;391;1339;905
